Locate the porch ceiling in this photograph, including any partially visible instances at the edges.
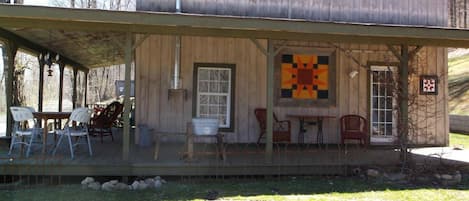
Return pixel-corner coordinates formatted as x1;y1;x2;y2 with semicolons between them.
2;4;469;68
1;28;125;69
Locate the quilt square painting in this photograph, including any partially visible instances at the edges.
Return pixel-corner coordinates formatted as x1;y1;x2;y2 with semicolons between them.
281;54;329;99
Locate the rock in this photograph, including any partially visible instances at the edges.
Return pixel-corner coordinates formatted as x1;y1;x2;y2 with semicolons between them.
102;182;114;191
434;174;441;180
115;183;129;190
81;177;94;185
131;181;140;190
88;182;101;191
367;169;380;177
138;181;149;190
154;176;161;181
385;173;406;181
109;180;119;185
145;178;155;186
441;174;453;180
154;180;162;189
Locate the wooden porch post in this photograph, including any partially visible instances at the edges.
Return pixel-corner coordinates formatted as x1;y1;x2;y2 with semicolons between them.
84;72;88;107
265;39;274;163
38;55;44;112
4;40;17;137
72;67;77;109
122;32;132;160
58;63;65;112
399;45;409;160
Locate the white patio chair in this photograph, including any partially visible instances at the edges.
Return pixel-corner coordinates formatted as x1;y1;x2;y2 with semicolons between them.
52;107;92;159
8;106;41;158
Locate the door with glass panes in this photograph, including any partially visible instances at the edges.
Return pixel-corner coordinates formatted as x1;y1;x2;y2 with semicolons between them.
370;66;398;144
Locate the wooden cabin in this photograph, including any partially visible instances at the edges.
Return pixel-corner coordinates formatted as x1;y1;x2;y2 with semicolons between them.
0;1;465;176
135;0;449;146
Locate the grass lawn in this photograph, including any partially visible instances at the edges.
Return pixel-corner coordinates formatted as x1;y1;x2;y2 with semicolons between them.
450;133;469;148
1;177;469;201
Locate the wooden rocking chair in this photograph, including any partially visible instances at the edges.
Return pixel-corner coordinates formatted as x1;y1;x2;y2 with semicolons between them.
89;101;123;143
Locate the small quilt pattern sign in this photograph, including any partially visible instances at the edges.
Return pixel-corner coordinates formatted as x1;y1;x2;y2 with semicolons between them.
420;75;438;95
280;54;329;99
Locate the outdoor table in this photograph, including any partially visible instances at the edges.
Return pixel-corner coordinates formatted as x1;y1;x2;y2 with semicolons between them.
287;114;335;145
33;112;71;154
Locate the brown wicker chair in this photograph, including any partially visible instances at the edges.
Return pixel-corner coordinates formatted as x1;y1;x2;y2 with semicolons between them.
89;101;124;143
340;115;369;146
254;108;291;144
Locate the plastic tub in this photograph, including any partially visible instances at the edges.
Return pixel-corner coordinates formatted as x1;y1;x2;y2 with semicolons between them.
192;118;219;135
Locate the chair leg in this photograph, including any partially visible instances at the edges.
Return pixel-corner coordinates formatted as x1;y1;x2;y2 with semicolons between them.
67;135;74;159
86;134;93;157
53;134;64;156
26;133;35;158
8;135;17;155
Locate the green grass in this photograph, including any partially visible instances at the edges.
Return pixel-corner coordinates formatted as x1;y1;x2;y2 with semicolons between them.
450;133;469;148
1;177;469;201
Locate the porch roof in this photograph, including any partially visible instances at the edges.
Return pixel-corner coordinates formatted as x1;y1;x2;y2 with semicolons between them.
1;4;469;68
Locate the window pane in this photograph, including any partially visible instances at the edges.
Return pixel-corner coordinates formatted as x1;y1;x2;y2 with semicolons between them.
209;81;219;93
209;96;218;104
386;111;393;123
220;70;229;81
209;70;218;80
200;95;209;104
220;82;229;93
385;124;393;136
199;105;208;115
199;81;209;93
199;69;209;81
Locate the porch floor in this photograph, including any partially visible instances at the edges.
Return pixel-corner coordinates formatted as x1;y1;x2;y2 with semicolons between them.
0;129;403;176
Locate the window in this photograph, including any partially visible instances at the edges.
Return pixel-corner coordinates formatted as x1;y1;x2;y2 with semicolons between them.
370;66;397;143
193;63;235;131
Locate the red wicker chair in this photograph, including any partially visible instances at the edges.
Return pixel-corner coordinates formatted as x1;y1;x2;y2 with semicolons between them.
340;115;369;146
89;101;123;143
254;108;291;144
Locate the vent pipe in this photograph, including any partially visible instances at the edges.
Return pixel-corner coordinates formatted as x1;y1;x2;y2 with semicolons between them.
171;0;182;90
171;35;182;89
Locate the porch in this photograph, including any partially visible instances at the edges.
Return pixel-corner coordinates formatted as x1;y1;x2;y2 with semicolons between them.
0;4;469;176
0;129;400;176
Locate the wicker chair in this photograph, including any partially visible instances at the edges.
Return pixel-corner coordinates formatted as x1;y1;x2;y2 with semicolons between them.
340;115;369;146
89;101;123;143
254;108;291;144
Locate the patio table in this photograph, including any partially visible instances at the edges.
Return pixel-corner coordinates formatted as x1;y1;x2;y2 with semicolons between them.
287;114;335;145
33;112;71;154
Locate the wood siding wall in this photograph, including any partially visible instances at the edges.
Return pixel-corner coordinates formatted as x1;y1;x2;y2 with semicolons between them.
135;35;448;146
137;0;448;27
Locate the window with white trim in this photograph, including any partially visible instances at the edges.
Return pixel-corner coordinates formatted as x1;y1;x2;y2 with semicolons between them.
194;64;235;130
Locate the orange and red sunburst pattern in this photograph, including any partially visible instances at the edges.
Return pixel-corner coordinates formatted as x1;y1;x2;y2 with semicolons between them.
281;54;329;99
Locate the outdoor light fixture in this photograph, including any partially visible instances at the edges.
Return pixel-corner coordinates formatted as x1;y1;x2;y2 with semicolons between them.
349;70;359;78
39;52;60;76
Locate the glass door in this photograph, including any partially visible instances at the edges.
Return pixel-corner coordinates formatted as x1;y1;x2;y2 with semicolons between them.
370;66;398;144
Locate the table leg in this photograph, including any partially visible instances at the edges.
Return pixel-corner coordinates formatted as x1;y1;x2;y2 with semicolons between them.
216;134;225;161
298;118;305;144
317;118;324;146
153;134;161;160
42;118;48;155
186;124;194;161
